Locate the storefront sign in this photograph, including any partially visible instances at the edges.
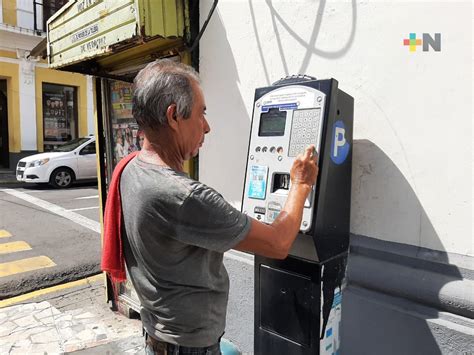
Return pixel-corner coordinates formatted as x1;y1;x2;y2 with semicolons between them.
48;0;137;68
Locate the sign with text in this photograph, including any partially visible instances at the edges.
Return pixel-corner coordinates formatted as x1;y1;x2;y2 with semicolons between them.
48;0;138;68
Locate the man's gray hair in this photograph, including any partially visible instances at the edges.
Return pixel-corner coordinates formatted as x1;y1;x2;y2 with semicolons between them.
132;59;200;131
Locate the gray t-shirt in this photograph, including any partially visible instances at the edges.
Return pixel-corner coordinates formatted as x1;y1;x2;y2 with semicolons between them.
120;156;251;347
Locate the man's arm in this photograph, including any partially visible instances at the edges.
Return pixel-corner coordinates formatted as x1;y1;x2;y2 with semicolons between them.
235;145;318;259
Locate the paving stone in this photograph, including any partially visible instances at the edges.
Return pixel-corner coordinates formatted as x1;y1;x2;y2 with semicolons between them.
67;308;85;317
35;306;61;320
30;328;60;344
7;338;33;355
0;312;7;322
0;342;15;354
75;311;97;319
19;325;51;338
76;328;96;341
55;314;73;322
10;337;31;347
28;341;62;354
95;333;108;341
36;301;52;310
0;321;18;337
57;326;76;341
57;320;73;329
14;314;38;328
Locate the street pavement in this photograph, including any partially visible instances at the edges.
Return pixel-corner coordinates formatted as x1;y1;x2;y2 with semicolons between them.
0;182;101;298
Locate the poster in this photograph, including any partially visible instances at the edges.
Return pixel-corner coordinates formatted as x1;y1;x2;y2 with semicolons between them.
43;92;68;140
109;80;143;167
109;81;133;121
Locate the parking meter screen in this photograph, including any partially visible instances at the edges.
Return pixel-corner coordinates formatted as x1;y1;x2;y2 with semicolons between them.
258;109;286;136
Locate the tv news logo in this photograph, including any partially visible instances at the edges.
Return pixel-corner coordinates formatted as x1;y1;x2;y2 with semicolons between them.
403;33;441;52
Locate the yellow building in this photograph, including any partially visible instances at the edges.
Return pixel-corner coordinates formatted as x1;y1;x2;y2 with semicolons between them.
0;0;95;170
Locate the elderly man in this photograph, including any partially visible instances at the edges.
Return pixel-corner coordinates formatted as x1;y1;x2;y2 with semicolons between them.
119;59;318;355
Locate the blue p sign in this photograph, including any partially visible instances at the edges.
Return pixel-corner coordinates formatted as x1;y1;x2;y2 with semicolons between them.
330;120;350;165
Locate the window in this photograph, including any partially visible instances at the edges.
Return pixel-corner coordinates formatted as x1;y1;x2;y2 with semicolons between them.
80;142;96;155
34;0;68;32
42;83;78;151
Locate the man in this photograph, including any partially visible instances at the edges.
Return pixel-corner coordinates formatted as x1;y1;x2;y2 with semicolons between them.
120;59;318;355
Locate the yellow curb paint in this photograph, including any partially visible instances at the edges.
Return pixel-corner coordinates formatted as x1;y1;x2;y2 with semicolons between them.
0;273;104;308
0;241;32;254
0;230;12;238
0;256;56;278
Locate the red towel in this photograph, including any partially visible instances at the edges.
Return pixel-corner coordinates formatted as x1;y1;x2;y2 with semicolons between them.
101;151;139;283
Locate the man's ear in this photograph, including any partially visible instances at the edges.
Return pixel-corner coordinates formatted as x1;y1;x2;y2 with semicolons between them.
166;104;179;131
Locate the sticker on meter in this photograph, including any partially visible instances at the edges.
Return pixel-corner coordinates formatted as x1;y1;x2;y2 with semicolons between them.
248;165;268;200
266;202;282;223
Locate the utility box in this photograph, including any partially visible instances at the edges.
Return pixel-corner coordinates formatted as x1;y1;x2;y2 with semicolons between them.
242;76;353;354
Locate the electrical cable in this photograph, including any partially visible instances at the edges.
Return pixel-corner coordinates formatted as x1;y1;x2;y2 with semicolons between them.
188;0;219;53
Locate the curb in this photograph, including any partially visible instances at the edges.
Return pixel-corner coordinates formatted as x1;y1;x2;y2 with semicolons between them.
0;181;26;188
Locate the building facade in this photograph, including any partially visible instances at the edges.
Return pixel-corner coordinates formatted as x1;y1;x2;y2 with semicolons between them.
198;1;473;354
0;0;95;170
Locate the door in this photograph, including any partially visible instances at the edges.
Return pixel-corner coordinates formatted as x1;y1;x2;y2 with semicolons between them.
0;80;9;169
77;142;97;179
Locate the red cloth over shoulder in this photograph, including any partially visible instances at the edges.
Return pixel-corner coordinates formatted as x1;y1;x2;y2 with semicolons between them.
101;151;139;283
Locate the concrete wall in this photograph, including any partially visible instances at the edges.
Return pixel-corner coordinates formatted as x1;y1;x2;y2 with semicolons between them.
199;0;473;353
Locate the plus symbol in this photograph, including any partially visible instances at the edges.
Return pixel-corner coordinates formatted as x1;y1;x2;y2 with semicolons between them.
403;33;422;52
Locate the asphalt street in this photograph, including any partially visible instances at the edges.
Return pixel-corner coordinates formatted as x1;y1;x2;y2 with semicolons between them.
0;182;102;299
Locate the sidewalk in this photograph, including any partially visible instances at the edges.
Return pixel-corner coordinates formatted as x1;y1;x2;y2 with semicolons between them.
0;274;144;354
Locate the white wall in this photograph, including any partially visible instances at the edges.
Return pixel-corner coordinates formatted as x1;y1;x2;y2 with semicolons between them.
19;57;37;150
199;0;472;256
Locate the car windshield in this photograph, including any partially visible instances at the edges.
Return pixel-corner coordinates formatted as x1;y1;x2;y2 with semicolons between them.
54;138;91;152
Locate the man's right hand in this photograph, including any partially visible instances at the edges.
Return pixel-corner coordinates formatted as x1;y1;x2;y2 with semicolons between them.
235;144;320;259
290;145;319;192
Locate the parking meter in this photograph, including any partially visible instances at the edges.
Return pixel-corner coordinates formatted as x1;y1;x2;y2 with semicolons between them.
242;75;353;355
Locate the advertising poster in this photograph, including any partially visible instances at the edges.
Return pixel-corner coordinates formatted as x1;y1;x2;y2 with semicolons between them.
109;81;143;167
43;92;68;141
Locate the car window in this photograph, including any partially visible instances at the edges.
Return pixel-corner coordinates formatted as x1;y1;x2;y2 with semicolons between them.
55;138;91;152
80;142;96;155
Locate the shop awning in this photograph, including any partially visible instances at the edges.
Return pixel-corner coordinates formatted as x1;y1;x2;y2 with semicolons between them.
46;0;190;80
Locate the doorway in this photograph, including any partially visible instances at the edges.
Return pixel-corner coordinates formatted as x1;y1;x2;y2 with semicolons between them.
0;80;9;169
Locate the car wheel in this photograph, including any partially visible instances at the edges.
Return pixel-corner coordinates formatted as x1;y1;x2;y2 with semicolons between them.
50;168;75;188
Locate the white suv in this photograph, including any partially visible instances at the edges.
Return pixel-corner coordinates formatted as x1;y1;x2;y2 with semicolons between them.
16;136;98;188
